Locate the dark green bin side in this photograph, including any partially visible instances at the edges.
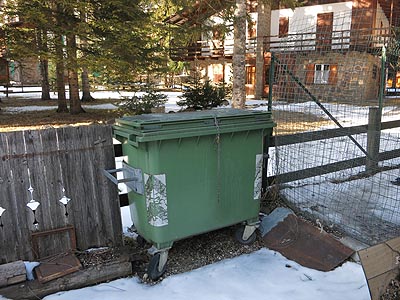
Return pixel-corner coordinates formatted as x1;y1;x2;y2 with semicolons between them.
114;109;275;249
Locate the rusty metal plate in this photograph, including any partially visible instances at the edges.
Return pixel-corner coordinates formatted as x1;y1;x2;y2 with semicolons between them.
262;214;354;271
35;253;82;284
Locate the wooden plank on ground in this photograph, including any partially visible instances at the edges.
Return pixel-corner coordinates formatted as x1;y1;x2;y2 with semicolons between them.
358;237;400;300
0;260;27;288
35;253;82;283
0;256;132;300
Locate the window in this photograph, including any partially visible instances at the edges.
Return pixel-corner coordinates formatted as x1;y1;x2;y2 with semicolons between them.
316;12;333;50
279;17;289;38
265;65;270;85
372;65;377;79
213;64;223;83
314;64;330;84
248;21;257;39
246;66;256;85
306;63;337;85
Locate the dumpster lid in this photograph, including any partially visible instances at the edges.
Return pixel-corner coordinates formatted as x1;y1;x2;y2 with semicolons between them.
115;109;272;133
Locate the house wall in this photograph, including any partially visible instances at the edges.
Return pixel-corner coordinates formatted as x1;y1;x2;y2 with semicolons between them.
274;51;380;103
271;2;354;34
189;0;384;101
270;2;354;50
198;60;232;84
376;2;389;28
0;58;7;84
9;58;40;85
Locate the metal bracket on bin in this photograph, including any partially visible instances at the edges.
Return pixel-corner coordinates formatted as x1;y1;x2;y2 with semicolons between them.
103;162;144;195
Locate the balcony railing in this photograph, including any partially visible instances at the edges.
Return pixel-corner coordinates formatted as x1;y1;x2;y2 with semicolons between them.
265;27;393;53
170;27;395;61
170;39;257;61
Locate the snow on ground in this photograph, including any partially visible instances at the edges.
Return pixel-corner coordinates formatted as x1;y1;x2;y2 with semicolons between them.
40;248;369;300
1;90;183;113
281;168;400;225
2;88;397;299
5;103;119;112
0;203;372;300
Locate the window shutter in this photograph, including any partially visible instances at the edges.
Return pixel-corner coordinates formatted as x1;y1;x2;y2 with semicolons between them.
305;64;315;84
329;64;338;84
279;17;289;38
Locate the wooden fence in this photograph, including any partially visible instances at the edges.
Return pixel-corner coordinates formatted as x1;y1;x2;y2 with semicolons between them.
0;125;122;263
267;114;400;184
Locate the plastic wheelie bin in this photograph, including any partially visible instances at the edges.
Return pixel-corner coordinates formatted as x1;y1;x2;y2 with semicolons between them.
108;109;275;279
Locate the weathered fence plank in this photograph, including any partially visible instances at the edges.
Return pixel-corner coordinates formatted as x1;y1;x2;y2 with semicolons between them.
0;125;122;263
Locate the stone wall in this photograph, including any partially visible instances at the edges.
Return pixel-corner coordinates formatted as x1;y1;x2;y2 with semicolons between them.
274;51;381;104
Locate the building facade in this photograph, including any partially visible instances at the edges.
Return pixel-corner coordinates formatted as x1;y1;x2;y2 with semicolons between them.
168;0;398;102
0;0;41;86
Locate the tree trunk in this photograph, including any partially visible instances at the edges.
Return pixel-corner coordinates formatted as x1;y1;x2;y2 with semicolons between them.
81;67;95;102
55;34;69;113
37;30;51;100
254;1;271;99
40;59;51;100
67;34;85;114
231;0;247;109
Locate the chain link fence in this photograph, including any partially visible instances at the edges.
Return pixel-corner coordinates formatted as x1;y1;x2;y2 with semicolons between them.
267;8;400;245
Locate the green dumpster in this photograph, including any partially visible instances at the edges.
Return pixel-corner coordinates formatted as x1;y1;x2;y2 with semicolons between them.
111;109;275;279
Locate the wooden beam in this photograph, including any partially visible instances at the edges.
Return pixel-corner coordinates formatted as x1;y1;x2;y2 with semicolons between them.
267;148;400;185
0;261;26;288
0;257;132;300
269;120;400;147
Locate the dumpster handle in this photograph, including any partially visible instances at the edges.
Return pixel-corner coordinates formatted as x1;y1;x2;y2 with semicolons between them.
103;163;144;195
114;129;139;147
103;168;139;185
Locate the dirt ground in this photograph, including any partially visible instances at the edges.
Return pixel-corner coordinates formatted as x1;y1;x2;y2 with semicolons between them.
0;97;123;132
0;97;331;135
123;225;265;283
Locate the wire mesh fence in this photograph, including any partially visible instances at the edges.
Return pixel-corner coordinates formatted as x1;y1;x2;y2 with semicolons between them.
267;7;400;245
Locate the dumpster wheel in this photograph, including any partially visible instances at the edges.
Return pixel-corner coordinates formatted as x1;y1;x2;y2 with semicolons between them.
148;251;168;280
235;225;257;245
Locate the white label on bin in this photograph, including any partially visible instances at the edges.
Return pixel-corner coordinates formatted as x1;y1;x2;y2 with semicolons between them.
144;173;168;227
254;154;263;200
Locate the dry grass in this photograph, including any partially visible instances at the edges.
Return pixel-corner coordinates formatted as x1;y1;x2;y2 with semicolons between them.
0;97;123;132
0;97;339;134
272;110;331;135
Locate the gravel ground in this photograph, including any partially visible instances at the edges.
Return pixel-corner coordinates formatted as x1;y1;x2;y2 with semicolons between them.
76;197;277;284
124;224;264;284
76;196;348;286
381;277;400;300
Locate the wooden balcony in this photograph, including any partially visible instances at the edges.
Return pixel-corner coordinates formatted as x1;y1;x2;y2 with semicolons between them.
170;39;257;61
265;27;394;53
169;27;395;61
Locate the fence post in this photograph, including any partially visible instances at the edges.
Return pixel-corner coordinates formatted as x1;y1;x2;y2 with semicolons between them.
268;53;275;112
366;107;382;173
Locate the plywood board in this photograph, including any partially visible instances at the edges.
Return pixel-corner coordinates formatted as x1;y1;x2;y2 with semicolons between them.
359;237;400;300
